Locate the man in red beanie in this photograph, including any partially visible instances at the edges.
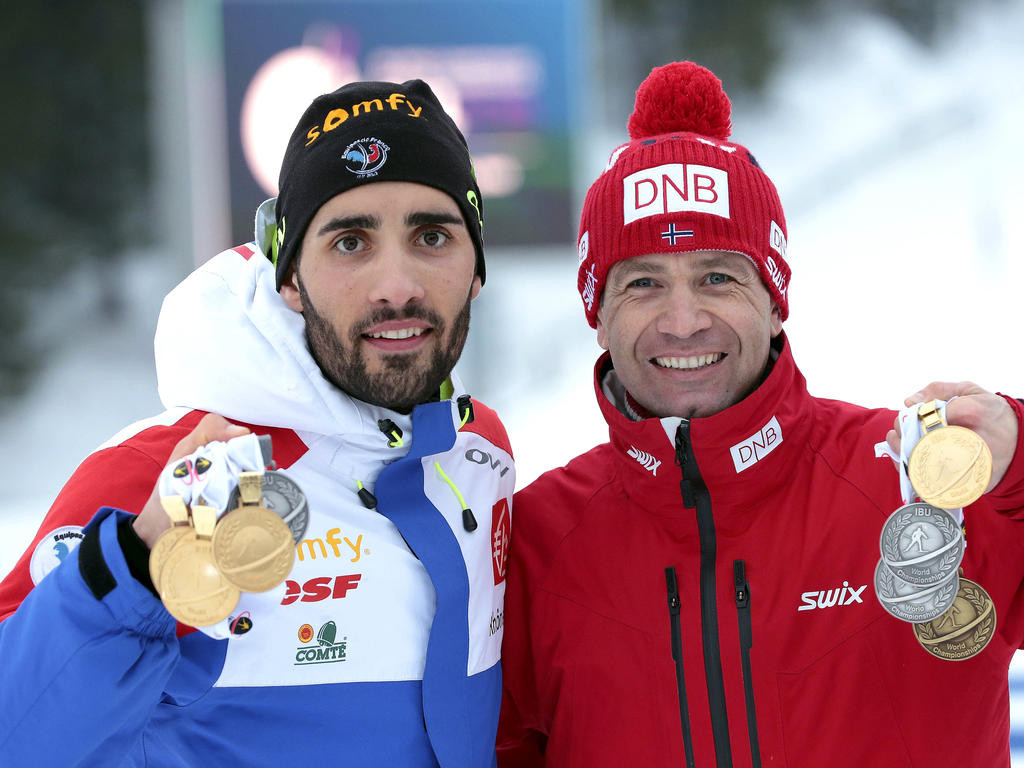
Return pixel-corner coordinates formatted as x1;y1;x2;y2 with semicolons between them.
497;61;1024;767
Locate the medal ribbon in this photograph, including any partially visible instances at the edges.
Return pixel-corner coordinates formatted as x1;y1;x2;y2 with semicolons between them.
874;397;964;525
157;433;268;517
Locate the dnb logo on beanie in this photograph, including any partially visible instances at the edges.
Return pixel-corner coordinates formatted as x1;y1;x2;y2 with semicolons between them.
264;79;485;289
576;61;791;327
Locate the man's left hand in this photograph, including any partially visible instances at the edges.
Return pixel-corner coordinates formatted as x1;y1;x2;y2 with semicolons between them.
886;381;1019;493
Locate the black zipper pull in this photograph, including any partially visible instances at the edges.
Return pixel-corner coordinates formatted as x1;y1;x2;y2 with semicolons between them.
734;560;749;610
666;566;681;616
462;508;478;532
674;422;696;509
358;487;378;510
377;418;404;447
457;394;475;425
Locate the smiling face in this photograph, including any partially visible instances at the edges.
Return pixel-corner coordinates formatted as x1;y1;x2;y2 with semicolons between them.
280;181;481;413
596;250;782;419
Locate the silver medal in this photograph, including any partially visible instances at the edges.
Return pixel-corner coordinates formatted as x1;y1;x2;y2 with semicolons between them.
874;558;959;623
227;470;309;543
878;502;963;587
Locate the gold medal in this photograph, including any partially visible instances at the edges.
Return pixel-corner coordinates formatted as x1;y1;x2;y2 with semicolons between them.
159;504;240;626
912;576;996;661
211;471;295;593
908;400;992;509
150;527;190;595
149;495;193;594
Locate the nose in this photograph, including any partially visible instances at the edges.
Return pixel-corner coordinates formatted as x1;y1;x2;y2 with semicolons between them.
366;245;427;307
654;283;712;339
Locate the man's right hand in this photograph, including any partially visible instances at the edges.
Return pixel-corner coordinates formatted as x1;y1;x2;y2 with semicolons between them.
131;414;251;549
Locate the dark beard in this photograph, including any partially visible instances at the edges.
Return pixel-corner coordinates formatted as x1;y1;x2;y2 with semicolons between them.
296;273;472;413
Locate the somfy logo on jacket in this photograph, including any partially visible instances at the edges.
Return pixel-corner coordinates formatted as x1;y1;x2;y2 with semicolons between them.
627;446;661;476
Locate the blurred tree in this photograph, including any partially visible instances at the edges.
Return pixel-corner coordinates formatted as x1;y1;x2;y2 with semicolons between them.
0;0;149;401
604;0;964;103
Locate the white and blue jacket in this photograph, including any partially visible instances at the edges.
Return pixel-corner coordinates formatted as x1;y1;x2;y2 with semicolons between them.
0;243;514;767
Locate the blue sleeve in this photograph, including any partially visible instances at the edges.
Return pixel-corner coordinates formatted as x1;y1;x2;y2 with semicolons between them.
0;507;180;765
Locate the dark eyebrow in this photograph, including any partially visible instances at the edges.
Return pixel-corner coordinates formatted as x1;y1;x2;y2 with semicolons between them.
608;259;668;287
692;253;760;277
406;211;465;228
316;215;380;237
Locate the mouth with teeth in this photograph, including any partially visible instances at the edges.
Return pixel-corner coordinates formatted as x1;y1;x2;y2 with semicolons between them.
653;352;724;370
363;324;433;351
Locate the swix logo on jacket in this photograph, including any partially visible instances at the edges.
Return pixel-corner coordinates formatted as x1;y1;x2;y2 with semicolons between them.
797;581;868;611
627;445;661;475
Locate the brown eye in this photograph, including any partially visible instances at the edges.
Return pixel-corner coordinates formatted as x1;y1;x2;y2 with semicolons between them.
337;235;362;252
416;230;449;247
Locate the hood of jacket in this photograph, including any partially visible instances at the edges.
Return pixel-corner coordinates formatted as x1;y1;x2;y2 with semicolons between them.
594;333;816;531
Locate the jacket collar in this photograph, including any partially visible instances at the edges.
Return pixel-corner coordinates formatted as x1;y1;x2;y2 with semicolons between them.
595;333;814;527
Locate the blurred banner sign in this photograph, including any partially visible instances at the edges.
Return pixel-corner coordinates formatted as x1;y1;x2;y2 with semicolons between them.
222;0;586;250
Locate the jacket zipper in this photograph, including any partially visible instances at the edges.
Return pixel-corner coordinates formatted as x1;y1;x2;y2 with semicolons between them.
665;567;696;768
674;421;733;766
734;560;762;768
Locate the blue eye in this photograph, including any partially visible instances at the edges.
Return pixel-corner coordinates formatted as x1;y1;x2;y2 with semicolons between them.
707;272;731;285
629;277;655;288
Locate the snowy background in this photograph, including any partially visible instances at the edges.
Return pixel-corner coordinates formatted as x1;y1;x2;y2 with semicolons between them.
2;1;1024;759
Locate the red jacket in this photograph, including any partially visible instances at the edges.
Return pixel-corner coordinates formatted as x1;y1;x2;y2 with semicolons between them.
498;336;1024;767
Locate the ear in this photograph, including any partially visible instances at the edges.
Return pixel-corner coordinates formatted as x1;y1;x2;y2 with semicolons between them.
769;302;783;338
469;274;482;301
279;263;303;313
595;308;610;351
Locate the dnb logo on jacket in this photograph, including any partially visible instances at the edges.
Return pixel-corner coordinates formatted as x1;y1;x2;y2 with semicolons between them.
30;526;84;585
295;621;347;665
343;138;389;177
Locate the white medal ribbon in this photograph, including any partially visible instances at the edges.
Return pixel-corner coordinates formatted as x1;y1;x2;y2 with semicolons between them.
157;433;267;516
156;432;279;639
874;397;964;525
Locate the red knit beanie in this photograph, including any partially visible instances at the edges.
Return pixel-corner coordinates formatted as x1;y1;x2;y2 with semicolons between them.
577;61;791;327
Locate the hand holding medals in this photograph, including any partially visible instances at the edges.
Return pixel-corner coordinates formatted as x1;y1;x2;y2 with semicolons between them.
874;398;996;660
148;433;307;627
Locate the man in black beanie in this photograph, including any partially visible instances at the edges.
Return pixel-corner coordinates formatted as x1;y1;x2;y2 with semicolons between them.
0;79;514;768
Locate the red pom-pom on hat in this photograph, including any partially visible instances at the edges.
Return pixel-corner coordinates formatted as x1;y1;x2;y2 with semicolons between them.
627;61;732;141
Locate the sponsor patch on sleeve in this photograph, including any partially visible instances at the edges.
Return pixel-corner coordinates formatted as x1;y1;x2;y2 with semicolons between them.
30;525;85;585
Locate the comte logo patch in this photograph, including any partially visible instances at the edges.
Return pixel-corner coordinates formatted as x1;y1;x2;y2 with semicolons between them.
30;526;84;585
294;621;347;665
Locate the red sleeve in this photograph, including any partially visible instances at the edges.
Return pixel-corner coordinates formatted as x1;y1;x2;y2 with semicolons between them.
989;394;1024;514
0;415;205;622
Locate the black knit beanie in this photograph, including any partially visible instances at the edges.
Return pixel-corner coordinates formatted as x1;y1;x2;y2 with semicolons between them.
266;79;484;288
